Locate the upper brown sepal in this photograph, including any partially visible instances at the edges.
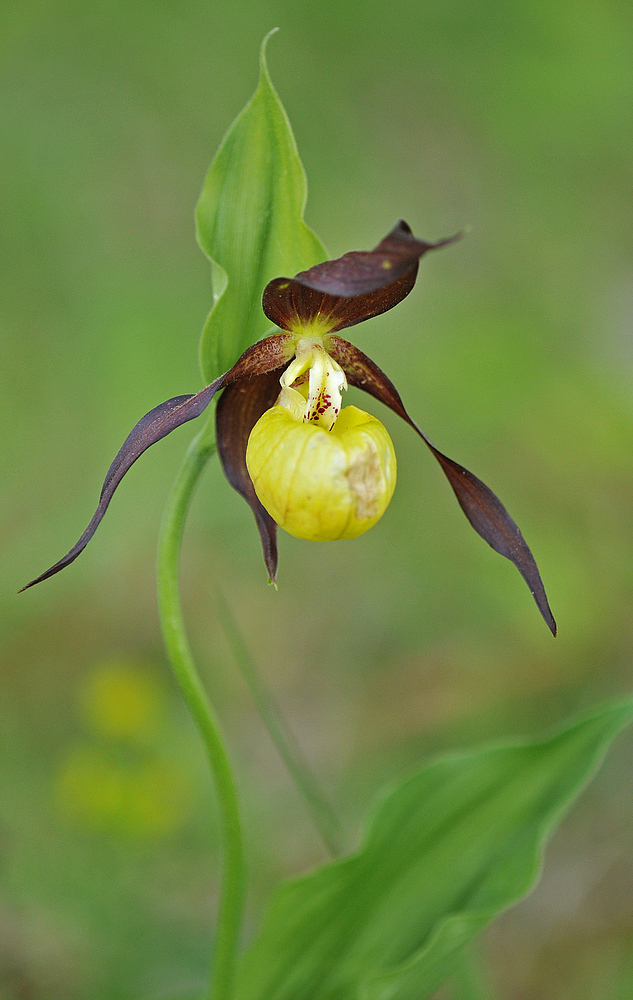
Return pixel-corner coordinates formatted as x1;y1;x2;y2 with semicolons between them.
262;221;461;335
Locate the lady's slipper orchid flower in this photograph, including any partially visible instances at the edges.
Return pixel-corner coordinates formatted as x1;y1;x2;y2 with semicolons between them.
23;222;556;635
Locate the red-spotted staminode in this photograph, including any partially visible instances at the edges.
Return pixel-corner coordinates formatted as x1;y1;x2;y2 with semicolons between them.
22;221;555;635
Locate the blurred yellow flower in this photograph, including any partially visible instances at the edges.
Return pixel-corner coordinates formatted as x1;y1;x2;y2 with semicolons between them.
53;661;191;840
79;661;164;745
54;747;190;840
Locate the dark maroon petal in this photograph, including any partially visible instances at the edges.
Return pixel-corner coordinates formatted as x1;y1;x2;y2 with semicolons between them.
329;335;557;636
262;221;461;335
327;335;409;416
262;270;419;338
21;334;294;591
228;332;294;378
216;368;287;582
295;221;460;296
20;386;221;591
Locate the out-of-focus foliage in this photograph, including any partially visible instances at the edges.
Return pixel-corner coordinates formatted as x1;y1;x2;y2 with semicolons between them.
2;1;633;997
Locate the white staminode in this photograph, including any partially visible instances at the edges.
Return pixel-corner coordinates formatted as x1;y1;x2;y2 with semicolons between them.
278;336;348;431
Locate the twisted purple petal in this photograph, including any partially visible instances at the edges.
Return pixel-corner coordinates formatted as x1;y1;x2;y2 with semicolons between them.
328;335;557;636
22;333;294;591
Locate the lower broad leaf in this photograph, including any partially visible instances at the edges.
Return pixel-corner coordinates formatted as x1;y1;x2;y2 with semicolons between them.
236;698;633;1000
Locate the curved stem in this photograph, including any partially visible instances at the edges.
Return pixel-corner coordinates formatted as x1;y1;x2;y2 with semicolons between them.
157;418;245;1000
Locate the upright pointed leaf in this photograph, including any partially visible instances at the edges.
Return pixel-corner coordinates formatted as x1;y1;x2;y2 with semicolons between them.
236;698;633;1000
196;29;326;382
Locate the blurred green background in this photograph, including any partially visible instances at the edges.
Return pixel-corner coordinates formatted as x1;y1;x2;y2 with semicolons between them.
2;0;633;996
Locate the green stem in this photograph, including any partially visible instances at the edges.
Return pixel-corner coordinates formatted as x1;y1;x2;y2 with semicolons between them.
216;590;346;857
157;418;244;1000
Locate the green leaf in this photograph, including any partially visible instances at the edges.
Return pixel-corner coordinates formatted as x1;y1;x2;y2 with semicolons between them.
196;29;326;383
449;944;498;1000
236;698;633;1000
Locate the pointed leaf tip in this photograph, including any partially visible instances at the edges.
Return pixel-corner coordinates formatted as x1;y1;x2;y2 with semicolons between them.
235;699;632;999
260;27;280;64
196;31;325;381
